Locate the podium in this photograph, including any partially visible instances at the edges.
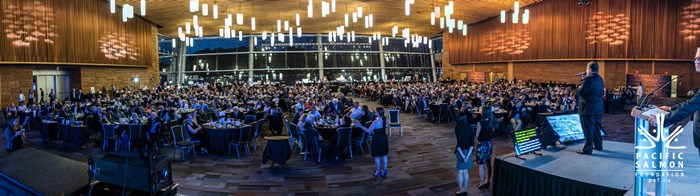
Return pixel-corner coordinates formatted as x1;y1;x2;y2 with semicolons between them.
631;106;669;196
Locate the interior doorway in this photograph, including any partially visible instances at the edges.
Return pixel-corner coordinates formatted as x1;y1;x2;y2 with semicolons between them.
33;69;70;102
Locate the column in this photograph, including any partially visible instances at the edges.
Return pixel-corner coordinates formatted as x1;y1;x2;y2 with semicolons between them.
430;49;437;82
248;37;254;82
379;41;386;81
317;34;324;81
176;40;187;85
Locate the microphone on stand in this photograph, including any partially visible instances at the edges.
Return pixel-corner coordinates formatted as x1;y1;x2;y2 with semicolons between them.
575;72;586;77
638;75;683;108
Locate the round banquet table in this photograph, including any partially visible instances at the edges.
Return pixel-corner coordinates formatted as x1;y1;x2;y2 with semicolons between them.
315;125;338;142
40;120;59;142
204;126;243;154
262;136;291;167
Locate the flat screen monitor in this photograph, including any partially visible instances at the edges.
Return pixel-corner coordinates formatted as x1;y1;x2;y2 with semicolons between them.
546;114;585;143
512;127;542;156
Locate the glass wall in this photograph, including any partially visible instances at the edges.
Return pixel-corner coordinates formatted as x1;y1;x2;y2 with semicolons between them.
177;34;441;84
158;35;178;85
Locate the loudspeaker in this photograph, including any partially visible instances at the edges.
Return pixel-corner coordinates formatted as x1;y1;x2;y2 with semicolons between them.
88;153;172;193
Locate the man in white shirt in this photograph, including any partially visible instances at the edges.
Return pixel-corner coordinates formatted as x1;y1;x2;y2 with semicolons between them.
349;102;364;120
18;91;25;104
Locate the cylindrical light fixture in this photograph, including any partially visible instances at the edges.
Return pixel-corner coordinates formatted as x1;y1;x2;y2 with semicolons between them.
440;17;445;28
172;38;176;48
251;17;256;31
140;0;146;16
284;20;289;30
500;10;506;23
296;13;301;26
297;27;302;37
512;12;519;24
352;12;357;23
331;0;336;12
405;0;410;16
523;9;530;24
239;31;243;41
213;4;218;19
202;3;208;16
237;13;244;25
110;0;116;13
277;20;282;32
344;14;349;27
186;22;191;34
431;12;436;25
262;31;268;40
358;6;363;18
369;14;374;27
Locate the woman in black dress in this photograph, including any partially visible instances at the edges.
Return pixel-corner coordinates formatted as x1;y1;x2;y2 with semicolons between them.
5;118;25;153
476;107;494;189
454;107;474;195
354;107;389;177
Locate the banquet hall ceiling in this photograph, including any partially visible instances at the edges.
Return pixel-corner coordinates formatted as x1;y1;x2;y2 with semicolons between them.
117;0;541;37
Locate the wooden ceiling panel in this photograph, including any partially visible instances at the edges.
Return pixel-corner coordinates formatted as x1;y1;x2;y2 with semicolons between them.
116;0;542;37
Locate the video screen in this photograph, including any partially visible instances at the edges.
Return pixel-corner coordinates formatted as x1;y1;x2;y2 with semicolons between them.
546;114;585;143
512;127;542;156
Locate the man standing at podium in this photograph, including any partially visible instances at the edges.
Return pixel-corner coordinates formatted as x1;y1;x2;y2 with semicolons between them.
577;61;605;155
650;47;700;157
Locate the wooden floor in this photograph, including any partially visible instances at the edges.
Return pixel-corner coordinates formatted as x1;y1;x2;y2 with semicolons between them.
0;97;689;195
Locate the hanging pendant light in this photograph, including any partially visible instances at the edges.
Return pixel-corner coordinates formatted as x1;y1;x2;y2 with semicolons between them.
199;26;203;37
431;12;436;25
404;0;410;16
514;1;520;13
110;0;116;13
457;20;463;30
140;0;146;16
239;31;243;41
352;12;357;23
369;14;374;27
262;31;268;40
213;4;218;19
462;24;468;36
219;29;224;37
279;31;284;42
277;20;282;32
512;12;519;24
296;13;301;26
307;0;313;18
523;9;530;24
284;21;289;30
186;22;191;34
344;14;349;27
440;17;445;28
202;3;208;16
254;37;258;45
500;10;506;24
289;27;293;46
232;29;236;38
358;6;363;18
237;13;244;25
271;32;275;45
434;6;440;18
251;17;256;31
364;17;369;28
331;0;336;12
297;27;302;37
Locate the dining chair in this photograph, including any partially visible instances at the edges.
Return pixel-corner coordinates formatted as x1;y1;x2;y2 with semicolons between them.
102;123;120;151
336;127;353;159
388;109;403;137
171;125;196;160
128;124;142;151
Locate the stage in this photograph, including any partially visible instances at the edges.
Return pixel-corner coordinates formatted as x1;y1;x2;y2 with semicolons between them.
656;121;700;196
493;121;700;196
0;147;87;195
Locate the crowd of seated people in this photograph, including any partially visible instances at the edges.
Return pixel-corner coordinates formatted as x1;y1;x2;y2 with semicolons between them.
1;82;366;158
350;79;584;133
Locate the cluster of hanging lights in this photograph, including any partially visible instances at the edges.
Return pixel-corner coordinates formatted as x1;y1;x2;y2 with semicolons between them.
109;0;525;49
501;1;530;24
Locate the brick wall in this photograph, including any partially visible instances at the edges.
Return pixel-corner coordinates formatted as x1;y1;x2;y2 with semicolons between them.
442;59;700;97
512;62;587;84
80;66;158;91
0;66;33;108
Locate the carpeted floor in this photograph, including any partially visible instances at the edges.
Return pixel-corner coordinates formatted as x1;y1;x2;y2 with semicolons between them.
0;97;689;195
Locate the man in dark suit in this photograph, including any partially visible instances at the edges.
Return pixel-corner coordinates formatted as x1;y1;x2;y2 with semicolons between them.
576;61;605;155
651;47;700;158
327;98;344;115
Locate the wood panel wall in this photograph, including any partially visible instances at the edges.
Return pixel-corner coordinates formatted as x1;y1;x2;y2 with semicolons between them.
447;0;700;64
0;0;155;67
